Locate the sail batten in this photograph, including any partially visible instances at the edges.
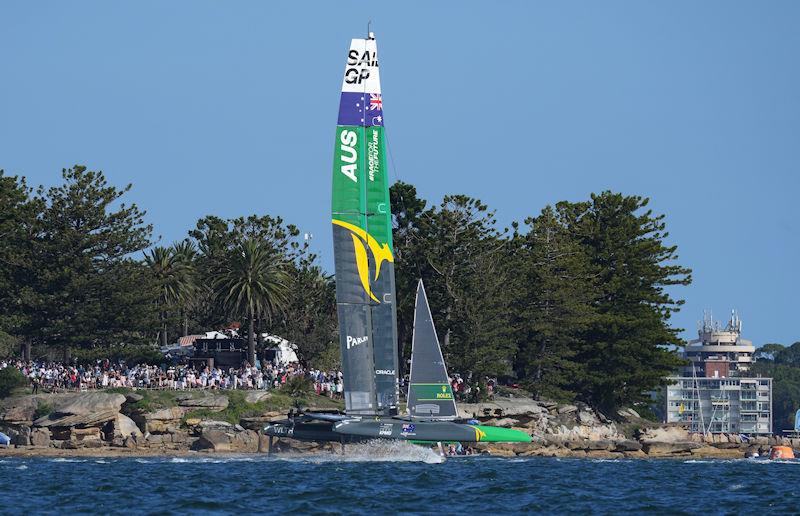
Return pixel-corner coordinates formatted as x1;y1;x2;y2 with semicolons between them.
332;35;399;416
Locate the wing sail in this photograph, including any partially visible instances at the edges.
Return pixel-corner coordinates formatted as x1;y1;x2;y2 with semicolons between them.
407;280;458;420
332;35;399;416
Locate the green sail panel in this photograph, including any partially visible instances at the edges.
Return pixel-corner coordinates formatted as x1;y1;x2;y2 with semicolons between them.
331;36;399;416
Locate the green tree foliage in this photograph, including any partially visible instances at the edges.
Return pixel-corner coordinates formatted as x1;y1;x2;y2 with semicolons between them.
0;367;28;398
211;238;290;365
19;166;155;359
749;342;800;432
145;244;197;346
514;205;597;401
390;183;517;379
0;172;42;358
391;185;691;411
566;192;691;414
274;263;337;365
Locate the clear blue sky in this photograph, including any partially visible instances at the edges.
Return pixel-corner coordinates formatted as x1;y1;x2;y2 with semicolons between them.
2;1;798;346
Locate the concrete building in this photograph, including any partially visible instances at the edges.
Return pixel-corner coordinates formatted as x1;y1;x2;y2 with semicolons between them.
681;311;755;377
665;311;772;434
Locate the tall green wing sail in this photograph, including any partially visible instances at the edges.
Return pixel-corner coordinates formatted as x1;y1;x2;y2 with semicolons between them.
332;34;399;416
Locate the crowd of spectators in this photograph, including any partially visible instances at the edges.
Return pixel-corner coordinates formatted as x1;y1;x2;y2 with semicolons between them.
0;358;343;397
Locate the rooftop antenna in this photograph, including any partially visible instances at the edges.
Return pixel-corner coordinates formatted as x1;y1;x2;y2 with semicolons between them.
367;20;374;40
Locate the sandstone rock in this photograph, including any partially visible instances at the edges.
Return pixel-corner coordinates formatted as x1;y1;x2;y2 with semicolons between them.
713;442;743;450
457;399;544;419
0;424;30;446
585;439;614;451
147;421;178;434
642;441;701;456
586;450;620;459
34;392;126;427
231;429;260;452
483;446;515;457
195;430;232;452
639;426;690;444
557;405;577;414
0;397;38;424
83;439;104;449
30;427;50;447
72;427;102;440
244;391;272;404
614;440;642;452
617;407;641;420
239;416;272;431
198;420;233;429
113;413;143;439
690;446;743;459
185;418;201;426
623;450;647;459
178;395;228;411
170;431;189;444
147;434;167;445
493;417;520;428
578;410;598;426
145;407;186;421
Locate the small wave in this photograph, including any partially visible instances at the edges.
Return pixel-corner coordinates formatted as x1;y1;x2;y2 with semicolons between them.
51;458;88;463
169;458;189;463
134;459;152;464
16;465;28;470
94;460;110;464
730;484;744;491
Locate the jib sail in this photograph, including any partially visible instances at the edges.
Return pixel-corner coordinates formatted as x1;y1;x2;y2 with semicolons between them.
331;33;399;416
407;280;458;420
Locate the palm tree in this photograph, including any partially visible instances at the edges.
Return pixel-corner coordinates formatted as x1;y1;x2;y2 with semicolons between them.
145;245;196;347
171;240;199;337
212;238;289;365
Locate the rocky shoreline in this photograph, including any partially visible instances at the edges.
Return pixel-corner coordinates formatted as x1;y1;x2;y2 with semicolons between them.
1;391;793;459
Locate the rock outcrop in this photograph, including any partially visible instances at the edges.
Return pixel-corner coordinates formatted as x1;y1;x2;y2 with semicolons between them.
34;392;126;427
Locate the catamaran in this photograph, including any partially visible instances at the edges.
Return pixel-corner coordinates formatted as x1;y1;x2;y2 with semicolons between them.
263;31;530;448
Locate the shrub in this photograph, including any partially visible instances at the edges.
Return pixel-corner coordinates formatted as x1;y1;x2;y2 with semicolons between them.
34;402;53;419
0;367;28;398
280;375;314;398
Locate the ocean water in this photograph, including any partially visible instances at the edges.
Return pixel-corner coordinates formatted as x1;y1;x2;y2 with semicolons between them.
1;442;799;515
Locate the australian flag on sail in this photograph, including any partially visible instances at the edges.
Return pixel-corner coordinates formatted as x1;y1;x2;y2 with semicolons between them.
337;92;384;126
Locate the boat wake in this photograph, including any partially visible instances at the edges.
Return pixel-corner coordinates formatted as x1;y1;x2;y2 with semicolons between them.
289;440;444;464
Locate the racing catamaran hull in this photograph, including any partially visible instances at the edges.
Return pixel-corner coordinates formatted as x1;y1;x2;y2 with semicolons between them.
264;416;529;443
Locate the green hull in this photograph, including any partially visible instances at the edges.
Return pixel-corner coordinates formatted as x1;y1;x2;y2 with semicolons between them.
472;425;532;443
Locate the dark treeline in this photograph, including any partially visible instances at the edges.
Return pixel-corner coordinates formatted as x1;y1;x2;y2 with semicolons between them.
0;167;337;370
750;343;800;433
1;167;693;414
391;182;691;415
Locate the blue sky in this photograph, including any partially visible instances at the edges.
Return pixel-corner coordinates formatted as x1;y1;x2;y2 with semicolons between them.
2;1;798;346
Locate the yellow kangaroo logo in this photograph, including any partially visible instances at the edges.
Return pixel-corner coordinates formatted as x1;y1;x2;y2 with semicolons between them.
332;219;393;303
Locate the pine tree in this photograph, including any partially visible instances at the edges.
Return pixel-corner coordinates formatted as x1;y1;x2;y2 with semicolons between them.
515;205;597;400
23;166;153;359
568;192;691;414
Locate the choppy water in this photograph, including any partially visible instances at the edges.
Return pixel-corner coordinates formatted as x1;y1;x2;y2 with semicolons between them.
1;442;799;514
